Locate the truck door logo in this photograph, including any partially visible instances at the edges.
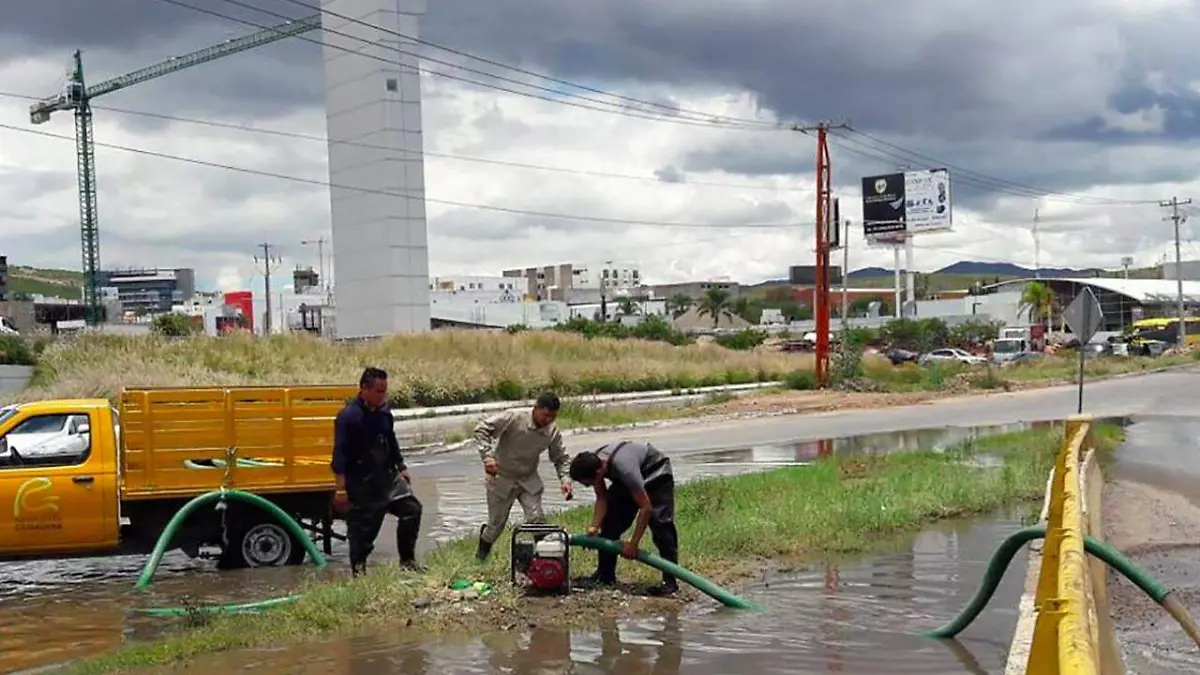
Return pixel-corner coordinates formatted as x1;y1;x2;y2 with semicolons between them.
13;477;61;530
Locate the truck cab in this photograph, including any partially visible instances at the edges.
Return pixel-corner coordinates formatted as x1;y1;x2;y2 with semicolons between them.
0;386;350;568
0;400;121;556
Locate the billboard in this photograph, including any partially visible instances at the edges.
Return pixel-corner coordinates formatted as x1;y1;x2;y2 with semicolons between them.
861;169;952;237
789;265;843;286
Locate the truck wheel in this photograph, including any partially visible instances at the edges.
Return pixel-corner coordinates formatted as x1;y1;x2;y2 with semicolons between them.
220;513;308;569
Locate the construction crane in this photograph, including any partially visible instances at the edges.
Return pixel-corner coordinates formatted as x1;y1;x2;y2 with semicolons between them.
29;14;321;324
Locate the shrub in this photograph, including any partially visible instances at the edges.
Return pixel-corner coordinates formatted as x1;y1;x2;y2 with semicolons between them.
13;330;793;408
714;329;768;351
152;313;198;337
783;369;817;390
0;335;35;366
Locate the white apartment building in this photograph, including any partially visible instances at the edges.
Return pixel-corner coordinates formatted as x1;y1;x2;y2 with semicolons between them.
502;261;642;301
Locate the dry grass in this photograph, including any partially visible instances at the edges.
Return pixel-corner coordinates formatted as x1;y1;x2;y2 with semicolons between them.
20;332;806;407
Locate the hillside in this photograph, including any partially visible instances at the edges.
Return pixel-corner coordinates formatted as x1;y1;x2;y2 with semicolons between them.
6;266;82;300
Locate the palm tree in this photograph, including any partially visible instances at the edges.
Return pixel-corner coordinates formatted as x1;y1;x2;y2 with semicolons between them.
665;293;693;319
697;288;734;329
732;297;756;322
615;296;640;317
1019;281;1054;326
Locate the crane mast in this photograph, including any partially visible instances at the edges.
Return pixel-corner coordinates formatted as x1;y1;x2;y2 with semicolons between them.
29;14;321;324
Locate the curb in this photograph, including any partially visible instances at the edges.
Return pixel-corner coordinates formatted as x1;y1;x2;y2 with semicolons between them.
402;362;1196;457
390;381;782;422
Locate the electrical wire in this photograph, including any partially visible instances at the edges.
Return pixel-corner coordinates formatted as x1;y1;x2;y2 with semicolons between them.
845;128;1160;206
0;91;808;193
267;0;782;131
0;121;806;230
170;0;1159;207
155;0;777;132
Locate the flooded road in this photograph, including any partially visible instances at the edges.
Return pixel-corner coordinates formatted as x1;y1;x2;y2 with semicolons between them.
2;422;1036;673
1104;414;1200;674
169;513;1030;674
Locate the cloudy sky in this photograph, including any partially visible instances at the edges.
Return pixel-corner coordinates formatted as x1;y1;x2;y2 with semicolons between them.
3;0;1200;294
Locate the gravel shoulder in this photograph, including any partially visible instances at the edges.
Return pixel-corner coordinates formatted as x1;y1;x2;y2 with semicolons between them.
1104;479;1200;673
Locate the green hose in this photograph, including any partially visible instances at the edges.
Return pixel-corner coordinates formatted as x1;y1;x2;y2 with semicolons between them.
131;488;327;616
925;524;1197;647
569;534;758;610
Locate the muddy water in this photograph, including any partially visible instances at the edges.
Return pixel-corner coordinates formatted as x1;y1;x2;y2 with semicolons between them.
174;514;1030;674
3;422;1035;673
1105;415;1200;673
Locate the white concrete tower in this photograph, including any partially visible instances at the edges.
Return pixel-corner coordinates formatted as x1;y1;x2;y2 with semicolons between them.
321;0;431;338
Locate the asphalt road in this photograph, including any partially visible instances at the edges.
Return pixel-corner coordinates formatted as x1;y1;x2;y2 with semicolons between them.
543;367;1200;456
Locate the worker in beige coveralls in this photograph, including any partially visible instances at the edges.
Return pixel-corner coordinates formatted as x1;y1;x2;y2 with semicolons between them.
473;391;572;561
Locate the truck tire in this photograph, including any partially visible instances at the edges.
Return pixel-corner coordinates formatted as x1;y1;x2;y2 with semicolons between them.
219;511;308;569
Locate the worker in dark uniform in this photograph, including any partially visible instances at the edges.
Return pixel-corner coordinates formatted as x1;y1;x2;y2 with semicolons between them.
569;440;678;596
331;367;423;576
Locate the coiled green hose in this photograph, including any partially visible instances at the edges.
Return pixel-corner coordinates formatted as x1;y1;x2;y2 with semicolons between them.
131;488;328;616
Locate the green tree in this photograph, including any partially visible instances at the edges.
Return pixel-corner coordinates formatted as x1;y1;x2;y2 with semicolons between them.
731;297;757;323
152;312;198;337
1019;281;1054;326
615;297;641;317
697;288;734;329
665;293;693;319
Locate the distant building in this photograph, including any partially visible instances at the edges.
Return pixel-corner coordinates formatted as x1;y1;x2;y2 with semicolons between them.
1161;260;1200;282
0;256;7;302
98;267;196;315
502;261;641;301
647;280;740;302
292;267;320;294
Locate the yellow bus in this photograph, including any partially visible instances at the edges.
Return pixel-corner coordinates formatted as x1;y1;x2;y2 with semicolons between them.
1128;316;1200;353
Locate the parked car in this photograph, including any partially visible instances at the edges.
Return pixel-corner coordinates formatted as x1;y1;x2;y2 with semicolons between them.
884;347;919;365
918;348;987;366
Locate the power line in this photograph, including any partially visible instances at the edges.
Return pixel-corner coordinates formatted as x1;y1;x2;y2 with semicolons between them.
0;91;807;192
155;0;776;131
132;1;1158;208
0;121;805;230
266;0;784;130
846;128;1159;206
833;129;1155;206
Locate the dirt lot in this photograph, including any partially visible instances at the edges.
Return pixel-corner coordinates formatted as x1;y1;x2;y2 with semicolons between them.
1104;479;1200;672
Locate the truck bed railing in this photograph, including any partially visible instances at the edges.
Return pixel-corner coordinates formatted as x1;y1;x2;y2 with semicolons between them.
118;386;356;499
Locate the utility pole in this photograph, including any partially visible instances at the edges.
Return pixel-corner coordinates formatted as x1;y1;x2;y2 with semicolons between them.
1033;209;1041;279
254;243;282;335
1160;197;1191;347
841;219;851;330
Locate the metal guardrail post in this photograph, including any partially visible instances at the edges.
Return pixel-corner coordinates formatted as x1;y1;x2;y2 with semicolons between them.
1026;415;1100;674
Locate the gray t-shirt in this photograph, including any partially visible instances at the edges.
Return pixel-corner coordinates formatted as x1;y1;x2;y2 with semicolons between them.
597;441;671;494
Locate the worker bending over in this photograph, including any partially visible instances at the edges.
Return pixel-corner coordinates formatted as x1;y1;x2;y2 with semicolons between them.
569;440;679;597
474;391;573;561
331;367;423;576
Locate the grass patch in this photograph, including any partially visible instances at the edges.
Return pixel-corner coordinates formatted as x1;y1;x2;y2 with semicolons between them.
16;331;803;408
67;423;1124;674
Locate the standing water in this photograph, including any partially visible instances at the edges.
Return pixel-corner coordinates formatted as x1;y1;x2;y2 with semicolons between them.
165;513;1030;674
3;422;1041;672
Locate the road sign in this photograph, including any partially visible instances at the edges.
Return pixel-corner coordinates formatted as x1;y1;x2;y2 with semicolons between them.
1063;287;1104;345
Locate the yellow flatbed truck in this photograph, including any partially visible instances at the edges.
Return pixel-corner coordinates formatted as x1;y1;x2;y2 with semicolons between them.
0;385;356;568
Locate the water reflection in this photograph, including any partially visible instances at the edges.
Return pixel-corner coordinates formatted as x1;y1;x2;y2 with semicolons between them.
3;422;1043;673
176;514;1026;675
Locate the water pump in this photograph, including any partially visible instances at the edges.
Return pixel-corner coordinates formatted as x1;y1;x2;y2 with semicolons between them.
510;523;571;594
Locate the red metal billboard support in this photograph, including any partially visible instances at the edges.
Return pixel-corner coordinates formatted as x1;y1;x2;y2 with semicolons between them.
814;126;832;387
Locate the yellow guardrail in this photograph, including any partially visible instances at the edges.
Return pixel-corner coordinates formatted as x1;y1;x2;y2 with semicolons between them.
1026;415;1100;674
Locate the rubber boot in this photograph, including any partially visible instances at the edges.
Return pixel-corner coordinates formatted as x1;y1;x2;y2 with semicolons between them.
351;560;367;578
476;524;494;562
645;579;678;597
